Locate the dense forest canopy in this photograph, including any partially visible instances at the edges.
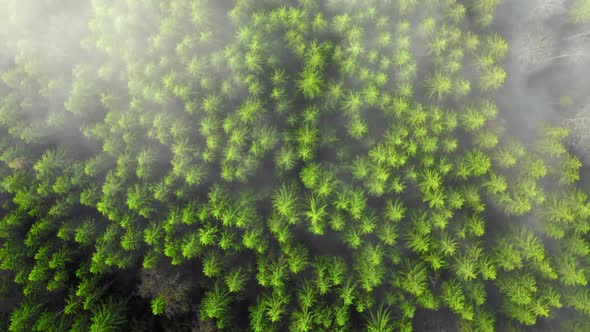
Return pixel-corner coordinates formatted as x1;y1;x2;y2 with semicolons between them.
2;0;590;331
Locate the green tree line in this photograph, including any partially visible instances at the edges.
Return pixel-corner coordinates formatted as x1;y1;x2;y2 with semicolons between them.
1;0;590;331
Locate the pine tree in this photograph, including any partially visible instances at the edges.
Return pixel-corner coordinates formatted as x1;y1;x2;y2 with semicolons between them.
425;71;452;100
225;267;249;293
479;65;506;91
290;305;315;332
272;182;300;223
399;260;428;296
89;297;126;332
200;281;232;329
296;68;323;100
33;148;68;181
265;288;289;323
304;196;327;235
8;300;43;332
366;304;394;332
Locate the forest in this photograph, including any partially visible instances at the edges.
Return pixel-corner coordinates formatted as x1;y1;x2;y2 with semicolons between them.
2;0;590;331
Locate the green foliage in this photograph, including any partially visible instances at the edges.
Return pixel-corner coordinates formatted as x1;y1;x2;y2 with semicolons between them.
425;71;452;99
570;0;590;23
226;267;249;293
479;65;506;91
90;298;126;332
200;281;232;329
297;68;323;100
304;195;328;235
9;300;43;332
400;260;428;296
273;182;300;223
33;148;68;181
126;184;154;218
366;304;394;332
0;1;588;331
151;296;166;316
